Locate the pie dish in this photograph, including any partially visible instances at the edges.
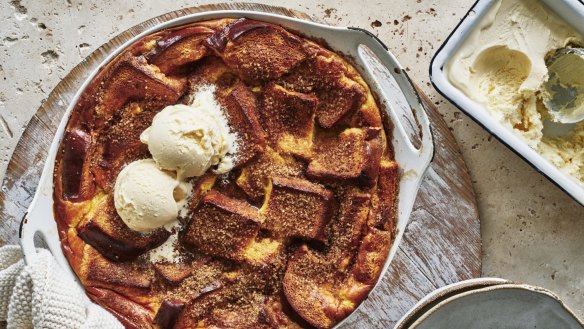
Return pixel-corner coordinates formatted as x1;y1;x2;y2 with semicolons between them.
19;9;433;329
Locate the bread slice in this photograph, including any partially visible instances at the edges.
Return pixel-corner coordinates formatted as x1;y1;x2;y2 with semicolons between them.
282;245;340;329
368;160;399;232
279;50;346;93
153;262;194;286
153;299;186;329
92;103;155;191
307;128;382;187
241;238;287;294
206;18;306;83
351;227;391;285
316;80;365;129
87;53;185;128
261;293;314;329
182;190;261;261
59;127;94;201
280;49;366;128
259;83;317;159
219;81;267;168
260;176;334;242
208;292;270;329
80;246;154;294
146;25;214;75
187;56;235;93
330;189;371;272
236;146;304;200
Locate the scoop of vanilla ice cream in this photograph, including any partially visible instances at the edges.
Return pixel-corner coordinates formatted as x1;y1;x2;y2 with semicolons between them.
114;159;181;232
140;86;237;178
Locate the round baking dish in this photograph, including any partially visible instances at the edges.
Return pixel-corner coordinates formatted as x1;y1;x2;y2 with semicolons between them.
19;8;433;328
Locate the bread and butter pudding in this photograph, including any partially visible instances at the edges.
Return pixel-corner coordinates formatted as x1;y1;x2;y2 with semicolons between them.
53;18;400;329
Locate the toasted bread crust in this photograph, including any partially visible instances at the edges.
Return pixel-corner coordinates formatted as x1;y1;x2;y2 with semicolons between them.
54;18;400;329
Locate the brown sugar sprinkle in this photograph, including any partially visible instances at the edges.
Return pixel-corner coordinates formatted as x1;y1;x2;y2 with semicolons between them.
279;47;367;128
308;128;367;181
181;191;261;262
160;258;228;302
236;146;304;200
328;189;372;271
208;291;266;327
260;176;334;242
259;83;317;141
55;18;400;329
279;49;346;93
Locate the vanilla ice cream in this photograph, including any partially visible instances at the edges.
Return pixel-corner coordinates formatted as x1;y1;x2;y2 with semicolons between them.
140;85;237;178
539;124;584;181
446;0;584;183
114;159;182;233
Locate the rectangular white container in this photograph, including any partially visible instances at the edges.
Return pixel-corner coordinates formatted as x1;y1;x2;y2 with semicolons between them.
430;0;584;206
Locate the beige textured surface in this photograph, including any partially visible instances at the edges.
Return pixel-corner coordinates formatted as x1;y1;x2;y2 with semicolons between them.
0;0;582;321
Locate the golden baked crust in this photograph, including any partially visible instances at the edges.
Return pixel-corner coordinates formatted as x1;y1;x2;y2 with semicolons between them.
53;18;400;329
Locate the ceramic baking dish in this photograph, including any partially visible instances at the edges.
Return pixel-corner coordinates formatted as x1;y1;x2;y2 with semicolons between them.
18;10;434;327
430;0;584;206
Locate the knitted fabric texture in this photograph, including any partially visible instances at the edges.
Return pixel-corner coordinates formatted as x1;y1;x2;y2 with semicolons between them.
0;245;123;329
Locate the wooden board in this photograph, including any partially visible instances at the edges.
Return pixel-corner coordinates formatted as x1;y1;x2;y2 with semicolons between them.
0;3;481;327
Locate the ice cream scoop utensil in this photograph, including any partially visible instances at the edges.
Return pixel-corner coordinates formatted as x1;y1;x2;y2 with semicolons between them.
542;47;584;123
541;118;578;138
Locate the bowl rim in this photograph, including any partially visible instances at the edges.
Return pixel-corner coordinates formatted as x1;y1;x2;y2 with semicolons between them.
409;283;584;328
394;277;510;329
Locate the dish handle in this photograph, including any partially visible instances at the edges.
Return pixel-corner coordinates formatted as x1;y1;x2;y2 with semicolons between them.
345;27;434;177
19;164;68;270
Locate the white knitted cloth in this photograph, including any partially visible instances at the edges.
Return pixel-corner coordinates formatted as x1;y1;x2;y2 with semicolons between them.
0;245;123;329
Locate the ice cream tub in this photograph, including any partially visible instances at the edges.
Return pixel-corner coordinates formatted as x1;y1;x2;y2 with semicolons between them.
431;0;584;206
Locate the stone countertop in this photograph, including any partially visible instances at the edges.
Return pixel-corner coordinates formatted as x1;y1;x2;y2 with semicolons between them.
1;0;583;320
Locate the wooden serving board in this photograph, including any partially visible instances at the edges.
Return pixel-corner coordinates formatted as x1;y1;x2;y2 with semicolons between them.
0;3;481;328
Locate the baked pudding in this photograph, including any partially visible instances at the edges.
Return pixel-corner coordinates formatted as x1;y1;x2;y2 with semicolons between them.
53;17;400;329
